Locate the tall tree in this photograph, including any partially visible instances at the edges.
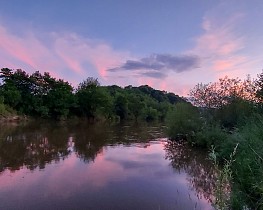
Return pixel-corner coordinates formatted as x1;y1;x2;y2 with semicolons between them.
127;93;145;121
45;78;75;119
189;76;257;108
76;77;112;120
256;71;263;101
114;93;128;120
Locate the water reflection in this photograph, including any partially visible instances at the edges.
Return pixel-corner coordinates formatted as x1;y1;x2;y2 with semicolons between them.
0;121;166;171
0;122;70;172
164;141;216;203
0;121;214;210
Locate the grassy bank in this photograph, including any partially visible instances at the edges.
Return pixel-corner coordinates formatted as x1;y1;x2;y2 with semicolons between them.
166;73;263;209
166;102;263;209
0;100;25;122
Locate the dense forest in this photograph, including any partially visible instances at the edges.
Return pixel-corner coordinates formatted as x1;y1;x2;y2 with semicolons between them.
167;73;263;209
0;68;185;121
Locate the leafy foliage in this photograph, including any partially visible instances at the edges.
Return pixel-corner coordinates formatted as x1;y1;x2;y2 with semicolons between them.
167;73;263;209
0;68;185;121
166;102;202;140
189;75;257;108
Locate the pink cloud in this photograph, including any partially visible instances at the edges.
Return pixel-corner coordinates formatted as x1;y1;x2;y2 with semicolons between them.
138;77;154;87
145;13;254;96
54;33;130;80
194;16;244;57
0;26;36;68
213;60;234;71
87;43;129;78
0;24;130;87
160;81;167;92
165;75;195;97
194;33;241;58
184;12;260;89
213;56;247;72
0;25;67;79
155;11;261;95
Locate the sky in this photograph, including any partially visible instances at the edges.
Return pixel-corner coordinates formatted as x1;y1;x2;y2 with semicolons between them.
0;0;262;96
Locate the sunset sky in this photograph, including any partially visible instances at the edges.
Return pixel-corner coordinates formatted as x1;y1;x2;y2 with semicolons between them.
0;0;262;96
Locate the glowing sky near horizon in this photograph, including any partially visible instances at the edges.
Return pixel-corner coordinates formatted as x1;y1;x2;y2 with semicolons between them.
0;0;262;96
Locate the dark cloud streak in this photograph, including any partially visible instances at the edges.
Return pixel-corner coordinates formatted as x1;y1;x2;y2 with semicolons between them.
107;53;200;79
140;71;166;79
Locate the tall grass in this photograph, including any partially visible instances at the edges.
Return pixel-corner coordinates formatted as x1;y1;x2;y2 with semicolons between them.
230;115;263;209
166;105;263;209
209;144;238;210
0;102;16;117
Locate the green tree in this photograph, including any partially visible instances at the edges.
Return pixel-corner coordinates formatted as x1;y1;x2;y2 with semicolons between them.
127;93;145;121
143;107;158;121
45;78;75;119
216;98;256;128
1;68;187;121
76;78;112;120
256;71;263;104
157;101;172;120
0;68;22;109
190;76;257;108
114;93;128;120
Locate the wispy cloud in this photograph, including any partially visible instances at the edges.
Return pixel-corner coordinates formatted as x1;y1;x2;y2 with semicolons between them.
0;24;129;85
195;16;244;57
189;12;250;80
54;33;130;78
108;53;200;78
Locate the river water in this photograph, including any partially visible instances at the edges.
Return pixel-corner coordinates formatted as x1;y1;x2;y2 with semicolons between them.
0;121;215;210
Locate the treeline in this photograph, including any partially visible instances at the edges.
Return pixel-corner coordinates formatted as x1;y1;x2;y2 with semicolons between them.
0;68;185;121
167;73;263;209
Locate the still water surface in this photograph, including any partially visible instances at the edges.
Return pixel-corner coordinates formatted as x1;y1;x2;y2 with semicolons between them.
0;121;215;210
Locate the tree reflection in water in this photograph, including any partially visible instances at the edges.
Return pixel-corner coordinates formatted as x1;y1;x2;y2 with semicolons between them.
0;122;70;172
0;121;166;172
72;122;166;162
73;122;111;163
164;140;216;204
0;121;216;207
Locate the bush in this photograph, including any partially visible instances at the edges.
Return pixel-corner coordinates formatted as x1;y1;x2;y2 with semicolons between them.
194;124;229;148
166;102;202;140
230;115;263;209
0;103;7;115
0;102;16;117
216;99;256;129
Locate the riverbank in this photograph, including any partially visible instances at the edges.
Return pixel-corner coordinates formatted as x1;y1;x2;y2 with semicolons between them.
166;102;263;209
0;103;28;123
0;114;28;123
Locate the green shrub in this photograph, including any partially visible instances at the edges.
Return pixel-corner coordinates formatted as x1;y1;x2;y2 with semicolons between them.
166;102;202;140
230;115;263;209
0;103;7;115
0;99;16;117
216;99;256;129
142;107;158;121
195;124;229;148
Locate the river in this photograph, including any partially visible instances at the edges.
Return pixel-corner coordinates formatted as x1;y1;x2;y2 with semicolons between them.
0;121;215;210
